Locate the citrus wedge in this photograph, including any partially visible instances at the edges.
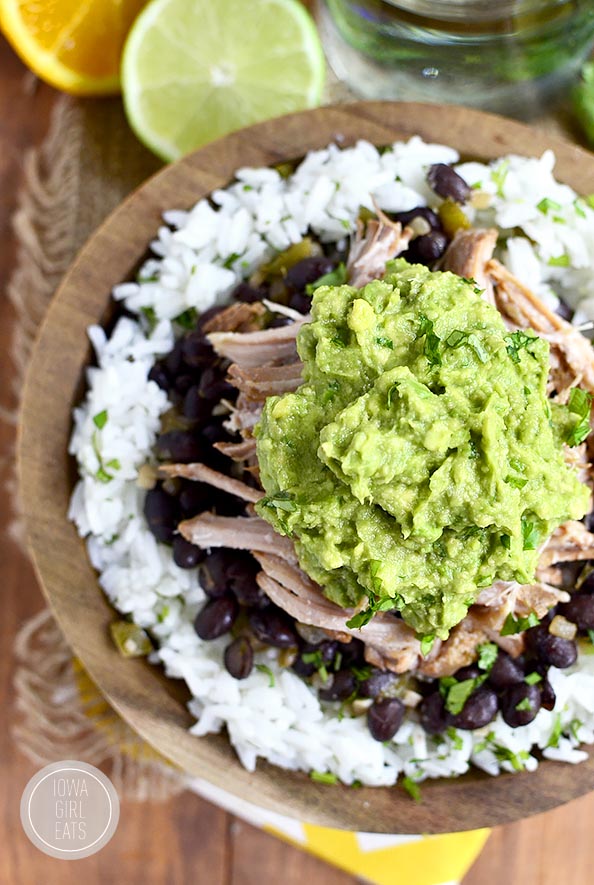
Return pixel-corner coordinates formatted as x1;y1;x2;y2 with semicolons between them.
0;0;147;95
121;0;326;161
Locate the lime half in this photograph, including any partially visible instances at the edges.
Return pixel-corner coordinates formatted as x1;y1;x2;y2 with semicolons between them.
122;0;326;161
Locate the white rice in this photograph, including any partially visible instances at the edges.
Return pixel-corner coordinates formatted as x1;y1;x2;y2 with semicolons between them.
69;137;594;787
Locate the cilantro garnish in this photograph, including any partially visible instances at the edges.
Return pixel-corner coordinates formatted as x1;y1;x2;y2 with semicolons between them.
589;628;594;647
445;329;489;363
375;335;394;349
500;611;540;636
500;533;511;550
418;314;441;367
564;387;592;446
140;306;158;332
525;671;542;685
222;252;241;269
401;776;422;802
345;594;401;630
93;410;108;430
491;159;509;197
548;254;570;267
505;330;537;363
260;491;297;513
255;664;275;687
419;634;435;657
174;308;198;330
521;517;539;551
322;380;340;404
310;771;338;785
446;726;464;751
305;262;347;295
477;642;498;672
547;713;563;749
515;697;533;712
302;651;330;683
505;474;528;489
537;197;562;215
441;677;481;715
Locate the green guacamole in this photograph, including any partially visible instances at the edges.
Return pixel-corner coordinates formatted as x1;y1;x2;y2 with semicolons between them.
255;259;590;639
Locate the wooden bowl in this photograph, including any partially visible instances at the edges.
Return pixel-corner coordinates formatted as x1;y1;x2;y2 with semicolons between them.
19;102;594;833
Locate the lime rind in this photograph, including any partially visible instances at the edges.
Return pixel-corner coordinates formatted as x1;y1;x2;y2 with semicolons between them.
121;0;326;162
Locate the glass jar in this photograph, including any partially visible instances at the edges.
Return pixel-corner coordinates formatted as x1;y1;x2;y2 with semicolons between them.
317;0;594;118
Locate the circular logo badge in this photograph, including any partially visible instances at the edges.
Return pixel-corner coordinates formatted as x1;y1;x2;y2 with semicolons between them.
20;761;120;860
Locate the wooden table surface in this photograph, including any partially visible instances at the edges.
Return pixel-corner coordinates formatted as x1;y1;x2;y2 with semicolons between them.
1;29;593;885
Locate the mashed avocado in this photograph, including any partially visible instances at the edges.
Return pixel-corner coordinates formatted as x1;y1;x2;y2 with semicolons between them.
255;259;590;639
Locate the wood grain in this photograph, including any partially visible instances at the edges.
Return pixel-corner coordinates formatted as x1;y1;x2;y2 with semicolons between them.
17;101;594;836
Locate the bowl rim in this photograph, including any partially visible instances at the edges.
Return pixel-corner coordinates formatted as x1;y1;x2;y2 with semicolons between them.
18;100;594;833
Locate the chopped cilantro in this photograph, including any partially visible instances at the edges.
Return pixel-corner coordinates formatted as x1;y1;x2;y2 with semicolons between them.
565;386;592;446
515;697;533;712
95;467;113;483
492;743;528;771
500;533;511;550
255;664;275;687
223;252;241;269
340;218;351;230
491;159;509;197
505;330;537;363
521;517;539;550
446;726;464;751
302;650;330;683
589;628;594;647
420;634;435;657
401;776;422;802
547;713;563;748
537;197;562;215
93;410;108;430
442;677;478;715
174;308;198;330
548;254;570;267
375;335;394;349
505;474;528;489
525;671;542;685
351;664;373;682
242;184;253;192
260;491;297;513
570;719;583;741
418;314;441;367
140;306;158;332
587;195;594;210
105;459;121;471
445;329;489;363
500;611;540;636
305;262;347;295
345;594;401;630
137;272;158;283
387;383;399;408
574;199;587;219
310;771;338;785
322;380;340;404
476;574;494;588
477;642;498;672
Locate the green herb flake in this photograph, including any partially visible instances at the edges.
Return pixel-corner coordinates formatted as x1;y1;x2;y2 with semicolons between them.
491;159;509;197
104;459;121;471
548;254;570;267
321;380;340;405
547;713;563;749
93;410;108;430
565;386;592;446
525;671;542;685
589;628;594;647
223;252;241;269
174;308;198;330
401;776;422;802
574;199;587;219
505;330;537;363
302;651;330;683
537;197;562;214
260;490;298;513
505;474;528;489
418;314;441;367
446;726;464;751
305;262;348;295
570;719;583;741
310;770;338;785
140;306;158;332
477;642;498;672
95;467;113;483
500;611;540;636
255;664;275;687
420;634;435;657
515;697;533;712
375;335;394;349
521;517;539;550
500;533;511;550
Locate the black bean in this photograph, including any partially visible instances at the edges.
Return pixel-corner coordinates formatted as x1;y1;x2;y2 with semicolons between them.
540;676;556;711
183;385;215;423
148;362;171;391
427;163;471;203
284;256;335;291
164;339;184;376
452;687;498;730
367;698;405;742
179;482;211;517
555;298;574;322
407;231;448;264
392;206;442;230
181;331;214;368
559;594;594;631
227;555;266;607
268;315;294;328
155;430;204;463
197;550;234;598
319;669;357;702
224;636;254;679
336;637;365;666
174;373;194;394
288;292;312;314
249;607;298;648
500;683;542;727
172;535;204;569
418;692;451;734
194;595;238;640
453;665;481;682
198;365;235;403
143;487;179;543
358;669;398;699
232;282;267;303
488;652;525;688
293;639;339;676
526;625;578;669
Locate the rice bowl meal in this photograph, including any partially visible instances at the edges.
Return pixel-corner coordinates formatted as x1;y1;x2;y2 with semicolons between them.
68;135;594;793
